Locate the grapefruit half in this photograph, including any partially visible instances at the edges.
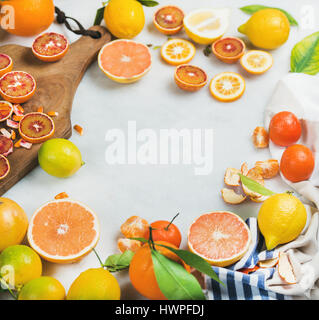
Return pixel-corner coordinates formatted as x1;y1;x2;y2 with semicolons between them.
188;211;251;267
98;39;152;83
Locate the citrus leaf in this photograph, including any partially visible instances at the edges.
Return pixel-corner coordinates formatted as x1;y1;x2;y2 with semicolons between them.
240;5;298;26
130;237;148;243
137;0;159;7
151;250;206;300
291;31;319;75
94;6;105;26
103;250;135;272
239;173;276;196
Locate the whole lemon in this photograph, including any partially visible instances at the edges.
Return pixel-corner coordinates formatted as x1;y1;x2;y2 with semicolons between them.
258;193;307;250
104;0;145;39
18;276;65;300
238;9;290;49
67;268;121;300
0;245;42;289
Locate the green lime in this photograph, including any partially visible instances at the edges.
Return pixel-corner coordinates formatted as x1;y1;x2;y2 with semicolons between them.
0;245;42;289
18;276;65;300
38;138;83;178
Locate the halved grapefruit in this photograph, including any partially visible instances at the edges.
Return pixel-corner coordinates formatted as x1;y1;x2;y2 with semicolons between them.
27;199;100;264
32;32;69;62
0;71;36;104
98;39;152;83
188;211;251;267
0;54;13;77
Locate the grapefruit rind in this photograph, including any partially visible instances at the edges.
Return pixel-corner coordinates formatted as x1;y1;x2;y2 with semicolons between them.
27;199;100;264
0;54;13;77
153;5;184;35
98;39;152;84
188;211;251;267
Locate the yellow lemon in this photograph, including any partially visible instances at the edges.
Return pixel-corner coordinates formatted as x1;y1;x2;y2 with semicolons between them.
258;193;307;250
104;0;145;39
67;268;121;300
238;8;290;49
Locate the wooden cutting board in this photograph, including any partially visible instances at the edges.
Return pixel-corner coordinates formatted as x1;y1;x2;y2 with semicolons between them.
0;26;111;195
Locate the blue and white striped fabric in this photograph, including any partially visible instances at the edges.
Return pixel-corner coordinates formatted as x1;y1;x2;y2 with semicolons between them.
206;218;290;300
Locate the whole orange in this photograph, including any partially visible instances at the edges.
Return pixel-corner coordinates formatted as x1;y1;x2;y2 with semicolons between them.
280;144;315;182
129;241;190;300
1;0;55;37
0;198;28;252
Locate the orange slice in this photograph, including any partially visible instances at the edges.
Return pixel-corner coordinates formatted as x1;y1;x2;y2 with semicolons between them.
161;39;196;66
209;72;245;102
27;199;100;264
32;32;69;62
0;101;13;122
212;37;245;64
0;154;10;180
240;50;273;75
19;112;55;144
174;64;208;92
0;54;13;77
98;39;152;83
188;211;251;267
153;6;184;35
0;71;36;104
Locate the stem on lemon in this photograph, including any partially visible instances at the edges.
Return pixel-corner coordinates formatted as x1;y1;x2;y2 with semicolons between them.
92;248;104;268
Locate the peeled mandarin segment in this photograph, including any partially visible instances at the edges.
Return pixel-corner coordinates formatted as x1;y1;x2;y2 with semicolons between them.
0;54;13;77
19;112;55;144
0;136;13;156
255;159;279;179
32;32;69;62
120;216;149;238
252;126;269;148
154;6;184;34
221;188;246;205
174;65;207;91
27;199;100;263
0;71;36;104
0;155;10;179
0;101;13;122
118;238;142;253
212;37;245;63
188;211;251;267
240;50;273;74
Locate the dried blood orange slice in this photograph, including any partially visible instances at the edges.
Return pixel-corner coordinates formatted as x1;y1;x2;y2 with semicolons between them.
0;101;13;122
27;199;100;263
98;39;152;83
188;211;251;267
174;65;208;92
0;71;36;104
0;154;10;180
153;6;184;35
212;37;245;64
19;112;55;144
32;32;69;62
0;136;13;156
0;54;13;77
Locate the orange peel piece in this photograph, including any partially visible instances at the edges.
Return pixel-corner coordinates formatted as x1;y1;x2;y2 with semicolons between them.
241;162;249;175
278;252;296;284
118;238;142;253
47;111;58;117
221;188;246;204
37;106;44;113
224;168;241;187
252;126;269;149
258;257;279;268
73;124;84;136
54;192;69;200
255;159;279;179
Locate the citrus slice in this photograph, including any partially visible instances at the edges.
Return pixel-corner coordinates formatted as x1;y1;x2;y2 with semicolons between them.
0;101;13;122
98;39;152;84
161;39;196;66
27;199;100;264
0;54;13;77
153;6;184;35
240;50;273;74
0;71;36;104
209;72;245;102
0;136;13;156
0;155;10;180
183;8;230;45
32;32;69;62
212;37;245;64
19;112;55;144
174;64;208;92
188;211;251;267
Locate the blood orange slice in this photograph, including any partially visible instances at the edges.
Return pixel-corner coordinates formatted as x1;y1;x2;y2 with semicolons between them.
153;6;184;35
19;112;55;144
0;136;13;156
0;101;13;122
27;199;100;264
98;40;152;83
0;54;13;77
0;154;10;180
0;71;36;104
32;32;69;62
174;64;208;92
188;211;251;267
212;37;245;64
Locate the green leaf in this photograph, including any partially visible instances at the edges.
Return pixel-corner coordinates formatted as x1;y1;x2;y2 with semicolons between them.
155;243;223;286
239;173;276;196
240;5;298;26
94;6;105;26
203;44;212;57
291;32;319;75
137;0;159;7
103;250;135;272
151;250;206;300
